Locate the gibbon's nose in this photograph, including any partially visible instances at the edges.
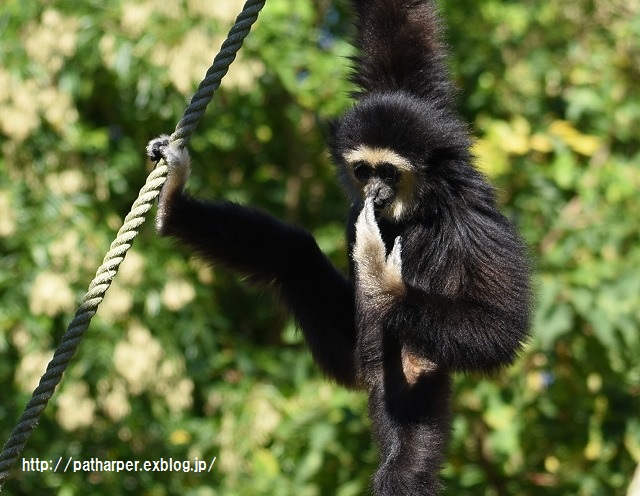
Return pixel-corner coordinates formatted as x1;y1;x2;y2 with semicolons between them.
373;188;394;210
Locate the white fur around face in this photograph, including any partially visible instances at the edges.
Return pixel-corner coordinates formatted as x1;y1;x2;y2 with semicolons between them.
344;145;413;172
343;145;419;222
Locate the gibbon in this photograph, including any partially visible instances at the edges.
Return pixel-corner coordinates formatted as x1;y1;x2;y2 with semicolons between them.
147;0;532;494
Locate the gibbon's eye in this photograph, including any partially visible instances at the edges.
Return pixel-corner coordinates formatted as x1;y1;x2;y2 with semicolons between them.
353;161;374;183
377;162;401;184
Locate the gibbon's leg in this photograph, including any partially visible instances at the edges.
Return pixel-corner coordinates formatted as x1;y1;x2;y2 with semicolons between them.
147;137;358;387
369;369;452;496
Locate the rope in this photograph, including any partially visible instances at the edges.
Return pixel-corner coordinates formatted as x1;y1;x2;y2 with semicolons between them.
0;0;266;489
172;0;266;149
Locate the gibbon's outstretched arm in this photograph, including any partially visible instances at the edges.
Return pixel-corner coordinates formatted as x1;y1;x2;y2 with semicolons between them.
351;0;454;104
147;137;358;387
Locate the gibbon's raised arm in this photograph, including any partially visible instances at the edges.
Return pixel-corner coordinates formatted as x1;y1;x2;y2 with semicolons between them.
147;138;358;387
351;0;454;104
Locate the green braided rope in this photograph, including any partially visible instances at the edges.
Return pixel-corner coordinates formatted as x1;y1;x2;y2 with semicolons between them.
171;0;266;148
0;0;266;489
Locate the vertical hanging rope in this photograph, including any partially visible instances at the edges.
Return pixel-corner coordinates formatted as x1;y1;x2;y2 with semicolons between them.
0;0;266;490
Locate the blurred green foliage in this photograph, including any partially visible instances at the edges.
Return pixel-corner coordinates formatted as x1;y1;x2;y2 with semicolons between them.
1;0;639;494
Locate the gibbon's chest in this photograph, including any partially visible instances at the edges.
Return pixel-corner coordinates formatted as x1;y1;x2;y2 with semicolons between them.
376;216;406;254
387;220;470;295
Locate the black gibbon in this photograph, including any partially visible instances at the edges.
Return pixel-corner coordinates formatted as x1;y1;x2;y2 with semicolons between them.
147;0;532;494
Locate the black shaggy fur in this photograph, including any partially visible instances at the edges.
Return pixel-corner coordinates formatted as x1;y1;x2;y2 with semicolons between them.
148;1;532;494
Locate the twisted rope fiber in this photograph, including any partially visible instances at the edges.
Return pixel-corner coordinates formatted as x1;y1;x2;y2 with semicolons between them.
172;0;266;148
0;0;266;489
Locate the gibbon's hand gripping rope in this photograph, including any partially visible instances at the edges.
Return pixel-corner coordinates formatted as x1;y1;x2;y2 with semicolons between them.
0;0;266;489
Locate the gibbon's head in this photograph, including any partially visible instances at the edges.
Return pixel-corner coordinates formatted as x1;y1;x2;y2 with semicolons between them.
330;91;471;222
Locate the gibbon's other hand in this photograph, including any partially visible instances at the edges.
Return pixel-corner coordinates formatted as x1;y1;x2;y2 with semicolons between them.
353;197;404;303
146;135;191;233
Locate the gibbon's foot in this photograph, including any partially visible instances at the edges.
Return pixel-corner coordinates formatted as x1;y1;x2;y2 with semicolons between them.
353;197;405;303
147;135;191;233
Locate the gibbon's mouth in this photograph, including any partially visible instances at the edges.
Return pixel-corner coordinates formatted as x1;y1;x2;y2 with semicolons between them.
374;203;387;214
373;198;394;214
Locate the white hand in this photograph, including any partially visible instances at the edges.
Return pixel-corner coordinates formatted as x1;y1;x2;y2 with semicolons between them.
353;198;404;301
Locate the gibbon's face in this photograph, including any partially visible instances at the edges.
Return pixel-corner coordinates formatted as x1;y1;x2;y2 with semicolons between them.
343;144;418;222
